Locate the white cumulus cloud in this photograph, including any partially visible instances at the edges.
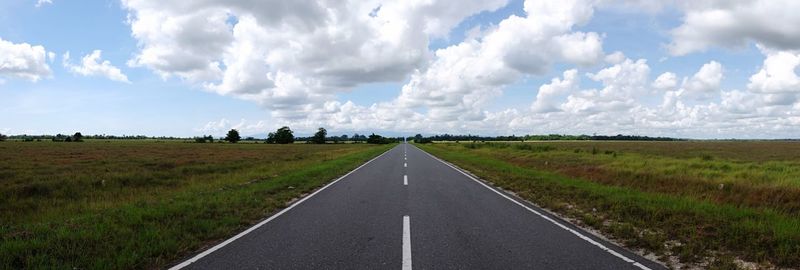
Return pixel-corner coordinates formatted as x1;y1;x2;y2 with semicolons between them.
63;50;130;83
122;0;509;116
532;69;579;113
681;61;723;97
121;0;800;138
396;0;605;122
0;37;52;82
35;0;52;8
562;58;649;115
748;48;800;94
668;0;800;55
652;72;677;91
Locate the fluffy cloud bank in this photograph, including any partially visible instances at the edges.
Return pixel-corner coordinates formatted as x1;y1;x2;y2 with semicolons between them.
0;37;52;82
119;0;800;138
667;0;800;55
122;0;508;115
63;50;130;83
748;48;800;95
397;0;604;122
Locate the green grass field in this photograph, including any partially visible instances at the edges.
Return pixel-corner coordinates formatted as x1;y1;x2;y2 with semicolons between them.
0;141;392;269
418;141;800;269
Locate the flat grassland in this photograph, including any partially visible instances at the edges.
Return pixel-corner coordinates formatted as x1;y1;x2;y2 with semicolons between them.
418;141;800;269
0;141;392;269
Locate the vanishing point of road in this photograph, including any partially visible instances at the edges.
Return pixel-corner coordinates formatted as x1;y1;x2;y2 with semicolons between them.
171;143;665;270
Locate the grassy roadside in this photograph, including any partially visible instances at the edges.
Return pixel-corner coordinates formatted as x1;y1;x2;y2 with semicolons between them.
0;141;393;269
417;142;800;269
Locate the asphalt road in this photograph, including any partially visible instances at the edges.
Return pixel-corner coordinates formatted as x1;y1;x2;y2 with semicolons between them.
173;143;665;270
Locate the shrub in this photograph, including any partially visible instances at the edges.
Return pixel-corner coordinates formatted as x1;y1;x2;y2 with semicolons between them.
514;144;555;152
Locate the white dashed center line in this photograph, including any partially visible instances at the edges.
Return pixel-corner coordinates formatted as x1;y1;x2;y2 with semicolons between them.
402;216;412;270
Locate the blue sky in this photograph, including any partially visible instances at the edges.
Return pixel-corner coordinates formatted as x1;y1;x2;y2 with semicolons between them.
0;0;268;136
1;0;798;138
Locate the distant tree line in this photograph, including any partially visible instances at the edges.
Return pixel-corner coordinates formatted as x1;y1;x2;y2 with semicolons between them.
5;133;142;142
4;133;86;142
265;127;397;144
27;133;84;142
53;132;84;142
295;133;369;143
366;133;397;144
3;128;405;145
7;130;800;143
292;129;399;144
9;134;165;140
587;134;684;141
411;133;686;143
84;134;153;140
194;135;215;143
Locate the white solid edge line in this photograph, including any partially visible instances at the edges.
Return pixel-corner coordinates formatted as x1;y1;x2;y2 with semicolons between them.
415;146;652;270
170;146;395;270
402;215;412;270
404;175;408;186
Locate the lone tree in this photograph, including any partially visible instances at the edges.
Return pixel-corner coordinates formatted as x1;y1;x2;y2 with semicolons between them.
311;127;327;144
273;126;294;144
367;133;382;144
73;132;84;142
225;129;241;143
0;133;6;141
414;134;423;143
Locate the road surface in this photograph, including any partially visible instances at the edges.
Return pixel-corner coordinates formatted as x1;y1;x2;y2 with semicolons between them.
173;143;665;270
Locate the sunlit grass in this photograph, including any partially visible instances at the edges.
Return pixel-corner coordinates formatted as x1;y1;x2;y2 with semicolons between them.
419;141;800;267
0;141;392;269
